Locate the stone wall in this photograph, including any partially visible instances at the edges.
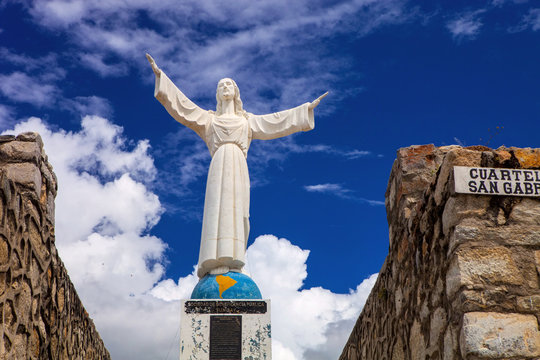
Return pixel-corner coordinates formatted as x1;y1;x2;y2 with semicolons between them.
339;144;540;360
0;133;110;359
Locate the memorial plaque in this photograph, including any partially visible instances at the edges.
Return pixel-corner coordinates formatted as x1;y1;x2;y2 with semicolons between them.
180;300;271;360
185;300;267;314
454;166;540;197
209;315;242;360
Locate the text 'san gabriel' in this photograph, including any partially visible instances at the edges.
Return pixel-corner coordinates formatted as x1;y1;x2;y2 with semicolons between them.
454;166;540;197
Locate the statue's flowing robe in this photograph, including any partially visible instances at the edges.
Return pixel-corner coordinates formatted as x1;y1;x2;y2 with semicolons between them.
154;71;315;278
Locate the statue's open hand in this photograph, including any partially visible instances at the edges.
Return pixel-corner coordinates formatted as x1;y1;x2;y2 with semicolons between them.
146;53;161;77
308;92;329;110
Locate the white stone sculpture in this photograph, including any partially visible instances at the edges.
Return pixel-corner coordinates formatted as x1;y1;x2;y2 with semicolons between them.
147;54;327;279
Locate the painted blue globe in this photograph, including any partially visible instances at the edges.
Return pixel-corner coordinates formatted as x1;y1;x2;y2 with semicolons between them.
190;272;262;299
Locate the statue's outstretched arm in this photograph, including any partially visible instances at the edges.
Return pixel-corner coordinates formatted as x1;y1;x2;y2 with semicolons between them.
250;92;327;140
146;53;161;77
147;53;208;137
308;92;329;110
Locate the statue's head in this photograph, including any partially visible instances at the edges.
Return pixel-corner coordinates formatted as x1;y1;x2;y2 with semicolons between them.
215;78;246;117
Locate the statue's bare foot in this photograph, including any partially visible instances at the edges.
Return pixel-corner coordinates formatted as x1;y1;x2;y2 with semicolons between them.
210;266;229;275
229;268;241;273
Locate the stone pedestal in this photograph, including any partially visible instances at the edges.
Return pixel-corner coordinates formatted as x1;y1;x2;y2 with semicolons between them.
180;299;271;360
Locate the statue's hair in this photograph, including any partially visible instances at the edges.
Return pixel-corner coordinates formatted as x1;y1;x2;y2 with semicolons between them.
214;78;248;118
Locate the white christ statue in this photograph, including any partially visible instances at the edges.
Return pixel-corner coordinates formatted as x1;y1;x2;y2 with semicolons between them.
147;54;327;279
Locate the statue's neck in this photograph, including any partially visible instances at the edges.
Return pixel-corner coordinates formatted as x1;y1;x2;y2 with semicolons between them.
221;100;235;115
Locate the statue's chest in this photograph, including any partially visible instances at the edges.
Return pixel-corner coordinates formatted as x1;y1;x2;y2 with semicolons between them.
209;118;249;144
206;117;251;156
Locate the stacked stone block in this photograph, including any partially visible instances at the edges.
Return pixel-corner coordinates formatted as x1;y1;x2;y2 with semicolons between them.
0;133;110;359
339;144;540;360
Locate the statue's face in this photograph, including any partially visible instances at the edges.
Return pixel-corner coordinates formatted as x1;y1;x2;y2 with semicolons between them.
217;78;235;101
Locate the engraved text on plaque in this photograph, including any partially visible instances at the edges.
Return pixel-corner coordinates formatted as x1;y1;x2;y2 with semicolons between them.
209;315;242;360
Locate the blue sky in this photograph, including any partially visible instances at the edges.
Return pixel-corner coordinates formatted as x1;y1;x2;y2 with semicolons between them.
1;0;539;359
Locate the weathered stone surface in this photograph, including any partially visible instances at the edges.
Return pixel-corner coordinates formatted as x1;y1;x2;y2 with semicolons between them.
446;247;523;298
0;141;41;164
409;320;425;360
0;134;15;143
29;327;40;358
0;132;110;359
391;337;405;360
448;223;481;254
340;144;540;360
510;198;540;225
429;307;446;347
0;236;8;264
4;162;41;194
451;223;540;251
430;277;444;307
534;250;540;275
434;148;482;205
16;131;43;145
442;195;489;236
460;312;540;358
511;147;540;168
443;325;458;360
40;161;56;192
58;286;65;313
28;217;49;262
517;295;540;312
395;286;403;314
455;289;519;313
17;280;32;322
13;333;27;359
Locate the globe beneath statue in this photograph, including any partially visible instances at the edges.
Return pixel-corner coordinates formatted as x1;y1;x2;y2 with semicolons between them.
190;272;262;299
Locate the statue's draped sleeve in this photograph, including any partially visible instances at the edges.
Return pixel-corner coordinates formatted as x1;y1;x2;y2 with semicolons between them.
154;70;209;138
248;103;315;140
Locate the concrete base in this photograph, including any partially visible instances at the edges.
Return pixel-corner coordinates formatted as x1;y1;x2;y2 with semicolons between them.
180;299;271;360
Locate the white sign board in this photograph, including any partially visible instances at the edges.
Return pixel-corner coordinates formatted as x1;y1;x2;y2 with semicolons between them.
454;166;540;197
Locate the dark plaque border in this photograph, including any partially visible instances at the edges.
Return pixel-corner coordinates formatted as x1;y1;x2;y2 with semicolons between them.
185;300;267;314
209;315;242;360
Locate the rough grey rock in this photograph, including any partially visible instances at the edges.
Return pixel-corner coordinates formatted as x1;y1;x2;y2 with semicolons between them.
339;145;540;360
0;140;41;164
460;312;540;358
